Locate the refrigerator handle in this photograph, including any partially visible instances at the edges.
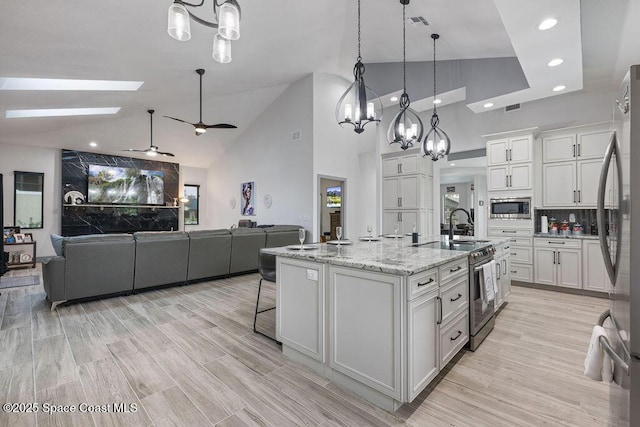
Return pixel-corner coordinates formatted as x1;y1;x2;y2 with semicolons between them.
597;132;619;285
598;309;630;376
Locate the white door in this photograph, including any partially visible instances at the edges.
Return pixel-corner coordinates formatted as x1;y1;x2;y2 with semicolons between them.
583;240;612;292
509;163;532;190
407;289;439;401
383;177;400;209
487;166;509;191
534;248;556;285
543;162;576;206
487;139;508;166
382;157;400;177
400;175;420;209
577;159;603;207
556;249;581;289
542;134;576;163
578;130;611;160
509;136;532;164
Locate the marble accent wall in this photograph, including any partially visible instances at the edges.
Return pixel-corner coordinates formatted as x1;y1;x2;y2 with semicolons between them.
61;150;179;236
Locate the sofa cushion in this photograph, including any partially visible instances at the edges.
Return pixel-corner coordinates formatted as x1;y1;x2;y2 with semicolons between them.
50;234;65;256
187;229;231;238
133;231;188;241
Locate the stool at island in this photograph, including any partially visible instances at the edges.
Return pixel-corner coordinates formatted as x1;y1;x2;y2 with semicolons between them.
253;249;281;344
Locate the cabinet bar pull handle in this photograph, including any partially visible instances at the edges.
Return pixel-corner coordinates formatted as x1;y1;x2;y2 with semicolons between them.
417;278;434;287
573;144;576;157
578;190;581;203
578;143;581;157
450;293;463;302
450;266;462;273
400;212;403;221
437;296;442;325
398;197;401;207
511;252;517;256
503;230;517;233
506;175;509;188
496;268;501;280
502;259;507;274
450;330;463;341
574;190;577;203
553;251;556;264
558;252;561;264
398;164;401;174
548;241;565;244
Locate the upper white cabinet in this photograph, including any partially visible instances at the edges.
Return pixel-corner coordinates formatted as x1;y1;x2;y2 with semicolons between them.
487;163;532;191
487;135;533;166
541;126;613;208
382;150;432;177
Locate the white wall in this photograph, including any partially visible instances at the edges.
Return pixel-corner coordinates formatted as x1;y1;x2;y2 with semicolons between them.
180;165;209;230
312;73;377;241
207;75;314;231
0;143;60;257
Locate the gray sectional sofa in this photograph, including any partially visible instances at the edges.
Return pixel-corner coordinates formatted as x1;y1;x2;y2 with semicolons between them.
42;225;301;309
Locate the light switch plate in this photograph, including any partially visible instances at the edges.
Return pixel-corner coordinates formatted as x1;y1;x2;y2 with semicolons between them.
569;213;576;222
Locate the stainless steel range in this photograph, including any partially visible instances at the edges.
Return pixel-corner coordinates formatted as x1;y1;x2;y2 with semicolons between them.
467;244;496;351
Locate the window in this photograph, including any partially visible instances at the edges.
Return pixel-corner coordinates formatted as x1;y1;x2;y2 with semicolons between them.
14;171;44;229
183;184;199;225
442;193;460;225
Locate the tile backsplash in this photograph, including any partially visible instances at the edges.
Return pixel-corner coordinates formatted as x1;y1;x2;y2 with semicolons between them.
534;209;607;235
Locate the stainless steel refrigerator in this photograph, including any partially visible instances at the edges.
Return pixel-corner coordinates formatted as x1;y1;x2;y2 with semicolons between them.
597;64;640;426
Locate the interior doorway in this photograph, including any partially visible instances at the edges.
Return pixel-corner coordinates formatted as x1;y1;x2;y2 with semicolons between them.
318;176;345;242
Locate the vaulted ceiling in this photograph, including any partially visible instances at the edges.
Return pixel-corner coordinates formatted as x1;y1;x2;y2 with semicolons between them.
0;0;637;167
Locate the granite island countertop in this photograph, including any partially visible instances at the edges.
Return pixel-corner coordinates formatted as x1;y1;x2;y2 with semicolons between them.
263;235;508;275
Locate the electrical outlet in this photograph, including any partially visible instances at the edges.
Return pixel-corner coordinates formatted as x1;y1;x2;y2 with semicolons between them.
306;269;318;281
569;213;576;222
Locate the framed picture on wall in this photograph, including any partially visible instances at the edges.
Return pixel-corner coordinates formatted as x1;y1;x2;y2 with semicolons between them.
241;181;255;216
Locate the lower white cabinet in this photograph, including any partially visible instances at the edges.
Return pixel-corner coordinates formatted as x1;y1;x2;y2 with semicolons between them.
494;243;512;308
534;239;582;289
440;310;469;367
383;209;426;235
582;240;612;292
407;288;439;401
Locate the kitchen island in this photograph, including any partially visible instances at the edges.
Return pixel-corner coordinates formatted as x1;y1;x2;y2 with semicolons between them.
264;237;500;411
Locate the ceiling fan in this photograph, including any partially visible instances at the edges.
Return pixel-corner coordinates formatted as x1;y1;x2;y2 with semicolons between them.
164;68;237;136
124;110;175;157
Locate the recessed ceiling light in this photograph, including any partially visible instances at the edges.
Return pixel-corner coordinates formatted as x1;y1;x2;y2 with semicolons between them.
538;18;557;30
6;107;121;118
89;142;97;147
548;58;564;67
450;163;456;166
0;78;143;91
390;96;398;102
433;99;442;105
552;85;566;92
483;102;494;108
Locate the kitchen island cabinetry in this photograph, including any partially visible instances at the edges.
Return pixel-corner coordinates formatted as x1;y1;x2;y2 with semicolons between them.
267;239;482;411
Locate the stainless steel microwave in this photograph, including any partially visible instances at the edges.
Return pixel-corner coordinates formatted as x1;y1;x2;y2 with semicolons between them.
490;197;531;219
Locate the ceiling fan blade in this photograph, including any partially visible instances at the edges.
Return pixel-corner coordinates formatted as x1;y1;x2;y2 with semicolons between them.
123;148;147;153
163;115;195;126
157;151;175;157
205;123;237;129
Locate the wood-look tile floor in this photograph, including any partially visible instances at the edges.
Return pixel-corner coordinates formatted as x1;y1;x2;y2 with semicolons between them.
0;267;610;426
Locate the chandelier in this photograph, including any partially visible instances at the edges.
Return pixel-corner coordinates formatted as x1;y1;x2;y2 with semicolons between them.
335;0;383;134
387;0;423;150
167;0;241;64
421;33;451;161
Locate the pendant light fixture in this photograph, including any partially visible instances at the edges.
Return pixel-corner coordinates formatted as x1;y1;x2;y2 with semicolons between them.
387;0;423;150
167;0;241;64
335;0;383;134
421;33;451;161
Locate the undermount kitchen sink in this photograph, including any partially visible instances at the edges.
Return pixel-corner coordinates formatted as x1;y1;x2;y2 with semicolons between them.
451;240;490;244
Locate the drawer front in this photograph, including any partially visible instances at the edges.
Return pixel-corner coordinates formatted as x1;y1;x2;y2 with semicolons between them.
439;258;468;284
509;246;533;264
506;237;533;247
440;311;469;367
440;275;468;325
534;238;581;249
510;263;533;282
488;227;533;238
408;268;438;300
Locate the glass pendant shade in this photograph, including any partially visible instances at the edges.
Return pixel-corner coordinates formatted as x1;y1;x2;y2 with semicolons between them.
387;94;424;150
335;61;383;134
217;2;240;40
212;33;232;63
421;114;451;160
168;2;191;41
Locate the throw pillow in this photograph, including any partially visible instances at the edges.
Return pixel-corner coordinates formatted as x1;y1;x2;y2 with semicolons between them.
50;234;64;256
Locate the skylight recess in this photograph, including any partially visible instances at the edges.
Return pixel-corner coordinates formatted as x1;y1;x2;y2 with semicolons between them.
0;78;143;91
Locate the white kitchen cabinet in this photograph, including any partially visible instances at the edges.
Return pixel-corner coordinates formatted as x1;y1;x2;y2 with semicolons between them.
488;163;532;191
543;162;576;206
383;210;425;235
489;226;533;284
534;239;582;289
407;288;439;401
577;159;604;206
542;129;611;163
382;150;432;177
487;135;532;166
542;134;577;163
510;263;533;282
501;250;511;300
582;240;612;292
383;175;423;209
494;252;504;307
578;130;613;159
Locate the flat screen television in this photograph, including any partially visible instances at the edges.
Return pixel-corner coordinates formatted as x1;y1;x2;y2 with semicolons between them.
87;164;165;205
326;186;341;208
